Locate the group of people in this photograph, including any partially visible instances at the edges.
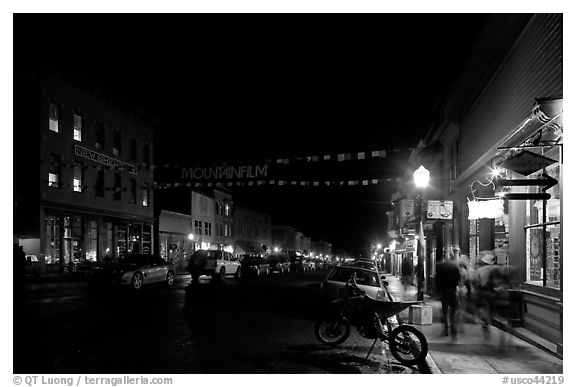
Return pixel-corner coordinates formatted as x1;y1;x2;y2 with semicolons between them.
435;249;512;340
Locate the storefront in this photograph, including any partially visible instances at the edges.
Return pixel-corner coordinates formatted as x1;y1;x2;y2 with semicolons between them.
43;209;153;272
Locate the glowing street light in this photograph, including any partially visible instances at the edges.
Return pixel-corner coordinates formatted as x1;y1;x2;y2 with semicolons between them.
413;164;430;301
188;233;194;240
274;247;279;253
376;243;382;250
413;165;430;188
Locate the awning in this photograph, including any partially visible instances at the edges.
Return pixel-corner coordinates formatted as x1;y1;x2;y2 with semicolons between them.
235;241;264;255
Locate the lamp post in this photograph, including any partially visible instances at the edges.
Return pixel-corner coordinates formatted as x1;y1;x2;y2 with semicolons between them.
413;165;430;301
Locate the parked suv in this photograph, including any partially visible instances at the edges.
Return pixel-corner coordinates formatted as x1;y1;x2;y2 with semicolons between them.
187;249;242;283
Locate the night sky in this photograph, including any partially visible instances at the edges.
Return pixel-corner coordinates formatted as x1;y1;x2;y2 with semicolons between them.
14;14;489;256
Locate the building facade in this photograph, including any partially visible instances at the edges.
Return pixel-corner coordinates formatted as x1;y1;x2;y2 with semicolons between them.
233;205;271;257
399;14;563;353
271;225;298;253
213;187;235;252
190;190;216;251
14;68;155;272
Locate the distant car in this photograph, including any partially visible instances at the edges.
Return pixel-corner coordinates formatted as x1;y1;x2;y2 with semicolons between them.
320;265;389;303
267;254;291;274
289;254;305;273
187;249;242;282
108;254;176;290
240;255;270;276
302;259;316;271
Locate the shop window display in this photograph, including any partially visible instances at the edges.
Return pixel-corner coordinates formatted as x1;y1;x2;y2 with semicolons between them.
525;162;561;289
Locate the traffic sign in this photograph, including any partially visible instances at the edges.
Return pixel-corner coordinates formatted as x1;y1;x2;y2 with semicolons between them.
495;173;558;191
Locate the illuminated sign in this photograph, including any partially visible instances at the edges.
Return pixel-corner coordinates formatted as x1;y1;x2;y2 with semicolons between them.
181;165;268;181
427;200;453;220
74;145;137;174
468;199;504;219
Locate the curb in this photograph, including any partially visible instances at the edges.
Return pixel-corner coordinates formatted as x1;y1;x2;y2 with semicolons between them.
422;351;441;374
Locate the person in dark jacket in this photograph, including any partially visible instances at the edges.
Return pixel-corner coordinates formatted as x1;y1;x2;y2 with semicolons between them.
435;251;461;338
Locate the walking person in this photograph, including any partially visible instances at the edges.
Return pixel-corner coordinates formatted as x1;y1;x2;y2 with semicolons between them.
474;250;499;337
435;250;461;339
401;255;414;300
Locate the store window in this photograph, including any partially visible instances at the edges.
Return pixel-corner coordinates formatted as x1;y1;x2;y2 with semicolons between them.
44;216;62;264
73;113;82;141
525;162;561;289
142;225;152;255
49;102;59;133
86;220;97;261
73;164;83;192
116;225;128;258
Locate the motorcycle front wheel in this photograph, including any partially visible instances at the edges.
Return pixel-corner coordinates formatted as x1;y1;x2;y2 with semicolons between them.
389;325;428;366
315;317;351;346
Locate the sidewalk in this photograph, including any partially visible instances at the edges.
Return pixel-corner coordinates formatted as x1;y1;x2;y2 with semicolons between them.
383;274;563;374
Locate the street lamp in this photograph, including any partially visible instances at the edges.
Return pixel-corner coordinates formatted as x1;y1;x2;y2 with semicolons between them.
413;165;430;301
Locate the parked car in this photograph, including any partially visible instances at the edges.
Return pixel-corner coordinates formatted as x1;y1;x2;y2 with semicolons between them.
320;265;389;303
108;254;175;290
302;259;316;271
348;259;378;271
266;254;291;274
187;249;242;282
240;255;270;276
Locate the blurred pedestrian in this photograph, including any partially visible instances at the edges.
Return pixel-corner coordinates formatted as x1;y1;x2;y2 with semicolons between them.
455;254;474;331
474;250;498;336
435;250;461;339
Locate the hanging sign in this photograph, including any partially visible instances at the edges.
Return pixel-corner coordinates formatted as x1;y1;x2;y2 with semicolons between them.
495;173;558;191
427;200;453;220
501;151;557;176
468;199;505;219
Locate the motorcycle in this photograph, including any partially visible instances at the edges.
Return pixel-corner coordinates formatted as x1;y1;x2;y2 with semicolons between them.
315;273;428;366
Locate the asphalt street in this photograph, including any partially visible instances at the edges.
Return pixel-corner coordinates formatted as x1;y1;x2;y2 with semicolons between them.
14;271;420;374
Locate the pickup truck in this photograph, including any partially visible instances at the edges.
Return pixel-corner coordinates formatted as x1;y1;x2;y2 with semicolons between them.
187;249;242;282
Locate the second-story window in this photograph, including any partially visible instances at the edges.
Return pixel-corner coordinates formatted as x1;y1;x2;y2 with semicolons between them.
95;168;105;197
142;187;150;207
73;113;82;141
49;102;59;133
224;202;231;216
194;220;202;235
96;122;105;150
130;178;137;204
130;137;137;162
113;172;122;201
143;143;150;165
204;222;212;236
48;154;61;187
73;164;83;192
113;129;121;156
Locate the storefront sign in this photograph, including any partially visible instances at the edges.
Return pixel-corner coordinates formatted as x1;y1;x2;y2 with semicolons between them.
468;199;504;219
405;240;416;252
501;151;557;176
74;145;137;174
427;200;453;220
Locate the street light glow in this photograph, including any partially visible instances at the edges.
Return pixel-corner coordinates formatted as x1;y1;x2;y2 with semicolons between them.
188;233;194;240
376;243;382;249
274;247;279;253
414;165;430;188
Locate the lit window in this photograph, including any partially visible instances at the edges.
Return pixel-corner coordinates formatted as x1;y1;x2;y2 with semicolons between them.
142;187;149;207
224;203;231;216
73;113;82;141
48;154;60;187
49;102;59;133
73;164;83;192
113;129;121;156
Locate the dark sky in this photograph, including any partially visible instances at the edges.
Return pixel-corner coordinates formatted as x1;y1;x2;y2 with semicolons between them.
14;14;489;256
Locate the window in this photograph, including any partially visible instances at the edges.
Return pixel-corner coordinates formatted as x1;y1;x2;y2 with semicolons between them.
224;224;232;237
130;178;137;204
525;162;561;289
204;221;212;236
86;220;97;261
113;129;121;156
73;164;83;192
96;122;105;149
224;202;231;216
48;154;61;188
73;113;82;141
194;220;202;235
96;168;105;197
113;172;122;201
130;137;137;162
142;187;149;207
215;222;222;237
49;102;59;133
44;216;62;264
143;143;150;165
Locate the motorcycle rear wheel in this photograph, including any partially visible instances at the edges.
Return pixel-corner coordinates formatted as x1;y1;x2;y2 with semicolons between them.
388;325;428;366
315;318;351;346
